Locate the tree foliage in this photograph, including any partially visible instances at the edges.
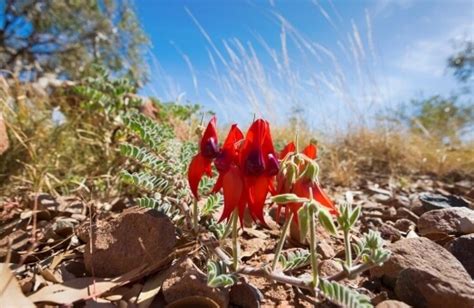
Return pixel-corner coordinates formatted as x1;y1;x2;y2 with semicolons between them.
0;0;150;83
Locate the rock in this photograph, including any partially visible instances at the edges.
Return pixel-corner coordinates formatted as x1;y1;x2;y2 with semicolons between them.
317;240;335;259
0;112;9;155
372;193;391;204
395;267;474;308
445;234;474;278
393;218;415;233
418;207;474;236
229;282;262;308
52;217;78;237
162;258;229;307
419;192;471;212
319;259;343;277
396;207;419;223
393;195;410;208
375;300;410;308
370;237;474;307
379;223;402;242
84;206;176;277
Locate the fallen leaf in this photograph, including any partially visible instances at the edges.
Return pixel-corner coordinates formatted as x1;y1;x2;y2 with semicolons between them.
0;263;35;308
137;264;175;308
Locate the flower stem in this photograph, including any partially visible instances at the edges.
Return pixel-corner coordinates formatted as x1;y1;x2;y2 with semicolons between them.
308;206;319;288
343;229;352;268
193;199;198;234
231;208;239;271
271;212;294;271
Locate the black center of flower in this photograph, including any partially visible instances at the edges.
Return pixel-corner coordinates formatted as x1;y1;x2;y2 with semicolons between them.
245;149;265;176
266;153;279;176
202;137;219;159
214;151;229;172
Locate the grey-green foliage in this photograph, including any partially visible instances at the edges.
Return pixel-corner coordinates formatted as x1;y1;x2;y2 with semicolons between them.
353;230;391;266
278;250;311;271
337;202;361;232
207;260;237;288
319;279;372;308
201;194;223;217
120;112;194;219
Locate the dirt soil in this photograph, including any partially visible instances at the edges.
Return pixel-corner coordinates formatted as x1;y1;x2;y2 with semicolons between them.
1;174;473;307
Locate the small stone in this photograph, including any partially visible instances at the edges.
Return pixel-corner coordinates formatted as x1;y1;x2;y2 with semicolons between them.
372;193;391;203
396;208;419;223
317;240;335;259
393;218;415;233
393;195;410;208
418;207;474;236
319;259;343;277
84;206;176;277
229;282;262;308
52;218;78;237
375;300;410;308
162;258;229;307
378;223;401;242
419;192;471;212
445;234;474;278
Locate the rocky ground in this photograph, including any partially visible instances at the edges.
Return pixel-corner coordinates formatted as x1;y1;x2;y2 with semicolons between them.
1;175;473;307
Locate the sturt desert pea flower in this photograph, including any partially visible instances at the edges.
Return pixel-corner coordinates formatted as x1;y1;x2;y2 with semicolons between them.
275;141;338;222
212;125;246;222
213;119;279;226
188;117;220;199
239;119;279;225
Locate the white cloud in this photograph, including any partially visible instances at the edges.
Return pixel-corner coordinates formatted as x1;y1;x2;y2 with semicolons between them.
372;0;414;18
397;23;472;76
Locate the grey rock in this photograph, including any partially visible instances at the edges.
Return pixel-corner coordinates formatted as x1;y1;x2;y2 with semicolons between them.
418;207;474;236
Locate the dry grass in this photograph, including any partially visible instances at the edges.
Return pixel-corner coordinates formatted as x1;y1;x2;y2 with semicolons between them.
321;128;474;185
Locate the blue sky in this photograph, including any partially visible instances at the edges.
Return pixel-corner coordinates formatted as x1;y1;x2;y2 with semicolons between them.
136;0;473;129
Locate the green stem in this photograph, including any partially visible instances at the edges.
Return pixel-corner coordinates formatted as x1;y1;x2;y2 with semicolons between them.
193;199;198;234
271;212;294;271
343;229;352;268
231;208;239;271
308;206;319;288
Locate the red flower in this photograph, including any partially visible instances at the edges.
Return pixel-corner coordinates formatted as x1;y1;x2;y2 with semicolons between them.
239;119;278;225
279;141;296;159
293;177;338;216
188;117;219;199
275;142;338;222
213;124;244;193
302;143;317;159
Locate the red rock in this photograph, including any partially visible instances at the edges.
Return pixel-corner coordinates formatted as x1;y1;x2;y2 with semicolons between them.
162;258;229;307
370;237;473;307
84;206;176;277
445;234;474;278
395;267;474;307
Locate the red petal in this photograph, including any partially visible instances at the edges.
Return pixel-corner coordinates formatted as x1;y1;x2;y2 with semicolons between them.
188;153;212;199
312;182;339;215
246;175;270;226
303;144;317;159
280;142;296;159
223;124;244;150
200;116;218;153
218;165;244;223
212;173;224;193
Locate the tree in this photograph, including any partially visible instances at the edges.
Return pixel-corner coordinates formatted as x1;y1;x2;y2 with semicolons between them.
0;0;150;83
447;39;473;86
